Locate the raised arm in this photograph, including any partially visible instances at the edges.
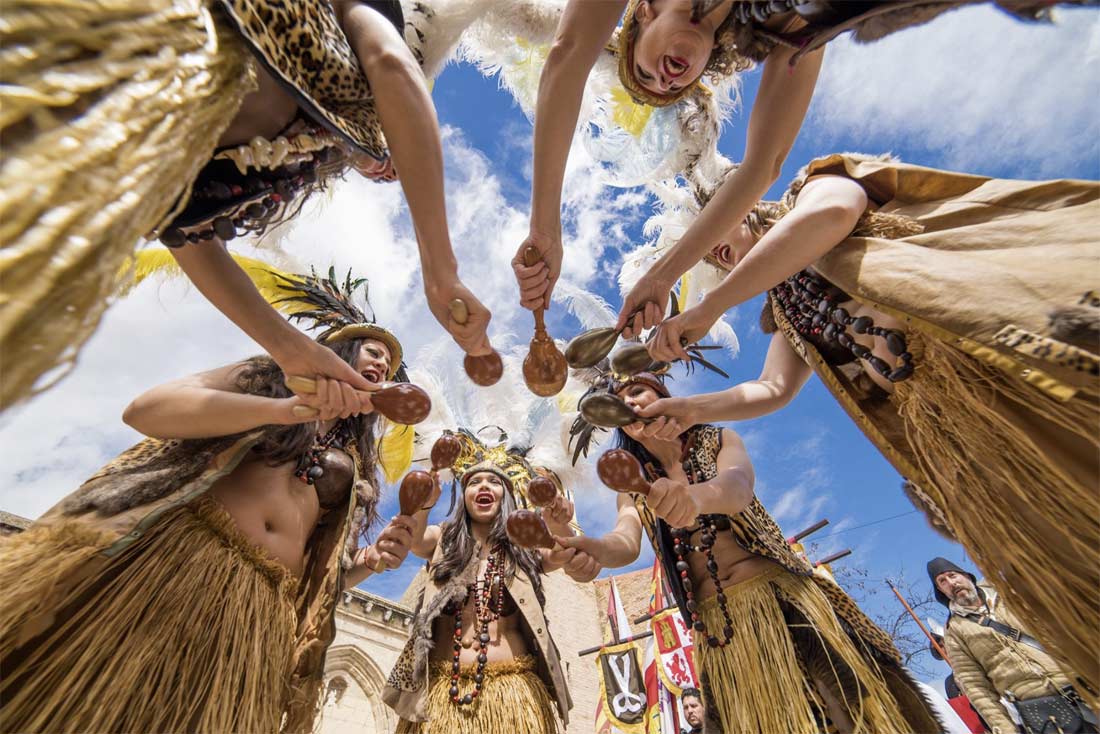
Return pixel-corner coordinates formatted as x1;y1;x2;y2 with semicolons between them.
644;428;755;527
618;43;825;336
640;332;813;429
514;0;628;311
554;492;643;569
122;361;365;439
337;1;492;356
344;514;416;589
646;174;867;359
171;244;374;394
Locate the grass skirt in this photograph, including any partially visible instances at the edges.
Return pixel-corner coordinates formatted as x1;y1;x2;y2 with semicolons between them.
895;334;1100;701
396;656;559;734
0;0;255;409
0;496;298;733
694;567;914;734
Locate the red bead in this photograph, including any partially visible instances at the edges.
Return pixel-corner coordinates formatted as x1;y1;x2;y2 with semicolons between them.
270;193;283;203
679;570;689;578
230;185;243;196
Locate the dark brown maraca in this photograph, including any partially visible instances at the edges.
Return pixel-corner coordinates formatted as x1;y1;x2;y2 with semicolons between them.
505;509;555;550
520;246;568;397
564;326;620;369
526;476;559;508
596;449;652;496
449;299;504;387
578;393;654;429
609;342;667;377
286;376;431;425
430;433;463;474
398;470;436;515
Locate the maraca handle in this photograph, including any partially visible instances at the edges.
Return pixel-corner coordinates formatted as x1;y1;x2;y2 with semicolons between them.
523;245;549;332
286;375;319;395
449;298;470;325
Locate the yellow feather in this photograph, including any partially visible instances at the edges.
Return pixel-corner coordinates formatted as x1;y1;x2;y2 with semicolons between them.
676;272;692;313
611;87;654;138
115;248;314;313
377;422;415;484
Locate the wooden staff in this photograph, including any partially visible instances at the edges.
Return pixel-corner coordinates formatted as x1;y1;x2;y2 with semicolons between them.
815;549;852;566
578;631;654;657
888;581;950;664
787;518;829;544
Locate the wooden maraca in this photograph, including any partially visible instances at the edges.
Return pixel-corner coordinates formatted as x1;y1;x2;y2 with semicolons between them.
564;304;651;369
448;299;504;387
430;433;463;475
398;470;436;515
521;246;568;397
286;376;431;425
526;475;559;508
505;509;556;550
596;449;652;496
578;392;654;429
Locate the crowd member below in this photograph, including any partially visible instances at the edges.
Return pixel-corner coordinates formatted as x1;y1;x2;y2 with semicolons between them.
930;558;1098;734
681;687;705;733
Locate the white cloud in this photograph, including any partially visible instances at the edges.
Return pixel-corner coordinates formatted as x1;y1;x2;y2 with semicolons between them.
807;6;1100;176
0;123;640;520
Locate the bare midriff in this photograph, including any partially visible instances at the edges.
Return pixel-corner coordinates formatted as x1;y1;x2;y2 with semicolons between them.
217;63;300;148
683;525;780;602
429;563;531;666
208;454;320;577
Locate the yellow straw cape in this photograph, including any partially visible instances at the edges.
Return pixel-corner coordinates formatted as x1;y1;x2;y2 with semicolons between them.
396;657;558;734
0;0;257;410
0;496;297;734
695;567;916;734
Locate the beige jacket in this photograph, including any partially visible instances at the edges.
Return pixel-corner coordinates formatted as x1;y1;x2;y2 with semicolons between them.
945;581;1072;734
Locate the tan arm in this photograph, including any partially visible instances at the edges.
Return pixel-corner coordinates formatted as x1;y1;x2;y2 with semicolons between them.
122;362;311;439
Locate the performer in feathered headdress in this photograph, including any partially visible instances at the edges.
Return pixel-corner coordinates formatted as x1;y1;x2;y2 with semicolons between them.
512;0;1083;332
560;355;944;733
383;426;596;734
0;267;423;734
1;0;493;412
631;151;1100;699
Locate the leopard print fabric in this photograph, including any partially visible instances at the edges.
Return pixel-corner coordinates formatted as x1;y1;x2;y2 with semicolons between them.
216;0;404;159
634;424;902;664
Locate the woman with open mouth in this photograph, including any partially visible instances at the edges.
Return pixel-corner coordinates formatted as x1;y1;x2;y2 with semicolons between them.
513;0;1080;329
0;268;423;733
383;429;599;734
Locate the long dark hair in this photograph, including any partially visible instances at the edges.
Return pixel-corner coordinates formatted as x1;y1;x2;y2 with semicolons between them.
233;336;382;534
431;476;546;607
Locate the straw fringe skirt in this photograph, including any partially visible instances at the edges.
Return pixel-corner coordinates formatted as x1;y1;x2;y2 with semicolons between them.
895;334;1100;701
0;0;255;409
695;567;913;734
0;496;298;734
396;656;559;734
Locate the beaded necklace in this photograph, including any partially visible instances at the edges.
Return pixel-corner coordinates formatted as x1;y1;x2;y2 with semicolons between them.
294;423;347;485
449;543;505;707
772;270;914;382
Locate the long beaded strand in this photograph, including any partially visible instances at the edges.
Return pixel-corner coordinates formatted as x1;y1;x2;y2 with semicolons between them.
449;544;505;706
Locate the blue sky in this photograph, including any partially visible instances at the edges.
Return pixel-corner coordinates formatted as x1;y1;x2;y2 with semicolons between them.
0;2;1095;692
367;4;1099;685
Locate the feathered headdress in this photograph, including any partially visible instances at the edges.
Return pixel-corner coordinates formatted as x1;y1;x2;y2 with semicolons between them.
449;427;535;497
567;357;672;466
269;266;407;381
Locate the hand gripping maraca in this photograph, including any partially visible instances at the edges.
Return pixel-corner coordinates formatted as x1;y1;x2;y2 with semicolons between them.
596;449;652;496
505;509;556;550
286;376;432;425
448;299;504;387
520;246;568;397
